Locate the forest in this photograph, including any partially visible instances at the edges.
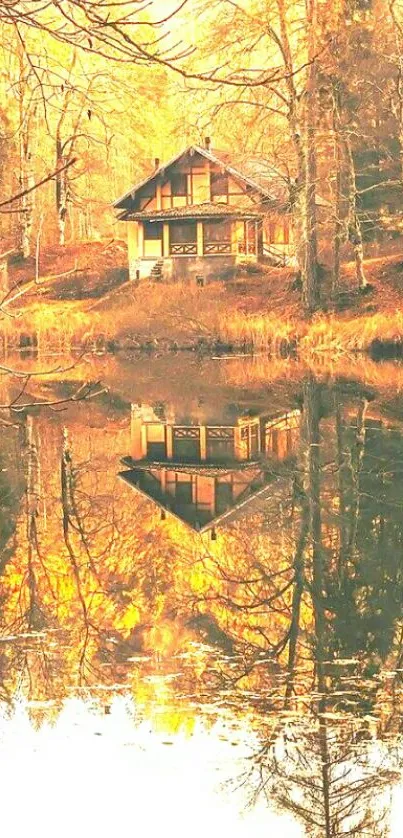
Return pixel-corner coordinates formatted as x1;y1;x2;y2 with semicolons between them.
0;0;402;351
3;7;403;837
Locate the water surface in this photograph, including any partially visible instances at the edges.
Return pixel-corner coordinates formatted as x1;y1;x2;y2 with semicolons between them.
1;352;403;836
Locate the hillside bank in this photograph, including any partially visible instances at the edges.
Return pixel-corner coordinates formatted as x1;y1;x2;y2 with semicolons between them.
2;242;403;356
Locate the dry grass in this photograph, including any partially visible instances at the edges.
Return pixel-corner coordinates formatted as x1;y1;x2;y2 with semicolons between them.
2;251;403;355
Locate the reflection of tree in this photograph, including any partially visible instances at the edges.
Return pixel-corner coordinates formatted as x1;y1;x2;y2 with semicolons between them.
1;377;403;827
250;713;397;838
187;378;403;835
255;382;403;835
0;407;218;721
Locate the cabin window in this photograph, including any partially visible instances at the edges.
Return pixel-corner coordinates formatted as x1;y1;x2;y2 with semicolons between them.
169;221;197;255
143;221;163;240
173;435;200;461
171;174;188;197
211;172;229;198
170;221;197;243
203;220;232;242
203;220;232;254
147;441;166;459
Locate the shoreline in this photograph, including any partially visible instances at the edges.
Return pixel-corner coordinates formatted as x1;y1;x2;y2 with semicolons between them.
2;304;403;359
3;250;403;360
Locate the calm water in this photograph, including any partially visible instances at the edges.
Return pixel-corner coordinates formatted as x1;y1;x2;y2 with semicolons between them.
2;352;403;836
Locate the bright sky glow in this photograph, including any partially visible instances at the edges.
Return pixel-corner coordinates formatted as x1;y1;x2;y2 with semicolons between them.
0;697;302;838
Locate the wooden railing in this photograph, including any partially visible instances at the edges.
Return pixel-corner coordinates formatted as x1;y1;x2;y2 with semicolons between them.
203;241;232;255
170;243;197;255
262;244;288;266
237;240;257;255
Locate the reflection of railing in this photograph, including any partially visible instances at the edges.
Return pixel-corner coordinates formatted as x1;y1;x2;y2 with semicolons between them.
170;243;197;255
173;427;200;439
203;241;232;255
237;240;257;255
207;427;234;440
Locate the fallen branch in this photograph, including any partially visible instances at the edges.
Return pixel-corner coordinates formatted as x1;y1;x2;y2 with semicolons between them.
0;261;82;313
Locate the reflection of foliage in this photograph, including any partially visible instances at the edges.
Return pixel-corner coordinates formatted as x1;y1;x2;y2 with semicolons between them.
1;378;403;829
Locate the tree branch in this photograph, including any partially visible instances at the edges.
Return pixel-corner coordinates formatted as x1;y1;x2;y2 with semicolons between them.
0;158;78;209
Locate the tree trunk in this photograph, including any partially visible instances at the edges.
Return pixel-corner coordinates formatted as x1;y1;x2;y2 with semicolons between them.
389;0;403;184
56;139;67;246
276;0;319;312
19;131;34;259
344;135;368;291
17;41;34;260
304;0;320;312
332;83;344;298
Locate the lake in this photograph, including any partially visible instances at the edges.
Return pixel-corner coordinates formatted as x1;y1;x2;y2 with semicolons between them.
1;351;403;837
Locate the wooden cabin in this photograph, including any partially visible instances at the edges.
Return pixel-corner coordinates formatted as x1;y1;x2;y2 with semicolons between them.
119;405;301;534
114;139;294;281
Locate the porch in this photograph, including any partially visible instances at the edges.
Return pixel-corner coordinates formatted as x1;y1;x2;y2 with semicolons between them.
138;218;261;260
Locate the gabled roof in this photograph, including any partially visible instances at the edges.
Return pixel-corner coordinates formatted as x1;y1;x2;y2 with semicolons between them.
118;201;264;222
119;464;275;534
114;144;275;211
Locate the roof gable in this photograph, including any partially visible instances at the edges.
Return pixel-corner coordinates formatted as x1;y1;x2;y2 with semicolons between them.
113;144;274;210
119;464;274;534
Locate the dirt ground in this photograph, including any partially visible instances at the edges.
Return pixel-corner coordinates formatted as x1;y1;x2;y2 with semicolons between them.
7;240;129;300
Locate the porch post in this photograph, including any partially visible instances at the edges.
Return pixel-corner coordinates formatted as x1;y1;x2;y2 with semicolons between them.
138;222;144;259
199;426;207;461
197;221;204;257
231;221;238;255
163;222;170;257
140;425;148;458
127;222;139;280
165;425;173;459
130;409;143;460
255;221;258;257
234;425;243;460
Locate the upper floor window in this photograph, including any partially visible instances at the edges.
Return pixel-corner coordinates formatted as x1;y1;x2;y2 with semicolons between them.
171;174;188;197
211;172;229;198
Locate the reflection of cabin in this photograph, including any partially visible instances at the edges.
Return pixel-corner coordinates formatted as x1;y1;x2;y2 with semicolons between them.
120;405;301;535
114;138;295;281
128;404;301;465
120;464;271;533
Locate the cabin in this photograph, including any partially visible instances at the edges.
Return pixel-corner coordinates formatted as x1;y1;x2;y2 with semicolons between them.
114;138;294;281
119;404;301;535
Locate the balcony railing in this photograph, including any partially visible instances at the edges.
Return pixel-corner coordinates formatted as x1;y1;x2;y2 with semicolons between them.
203;241;232;255
170;243;197;255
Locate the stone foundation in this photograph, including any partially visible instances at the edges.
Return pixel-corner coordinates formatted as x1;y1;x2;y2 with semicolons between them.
129;254;265;282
